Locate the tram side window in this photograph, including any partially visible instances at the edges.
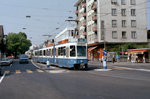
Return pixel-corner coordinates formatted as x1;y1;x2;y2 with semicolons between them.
58;47;61;56
43;50;46;56
40;50;42;56
46;49;49;56
58;47;66;56
62;47;66;56
70;46;76;57
49;49;52;57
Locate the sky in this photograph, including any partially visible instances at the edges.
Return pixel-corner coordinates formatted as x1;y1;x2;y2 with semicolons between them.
0;0;76;45
0;0;150;45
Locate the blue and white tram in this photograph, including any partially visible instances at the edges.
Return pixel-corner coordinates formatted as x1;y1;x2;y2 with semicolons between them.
33;42;88;69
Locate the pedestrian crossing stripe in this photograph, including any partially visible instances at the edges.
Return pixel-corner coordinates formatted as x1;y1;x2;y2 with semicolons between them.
26;70;33;73
4;71;10;74
16;70;21;74
4;69;45;74
37;69;44;72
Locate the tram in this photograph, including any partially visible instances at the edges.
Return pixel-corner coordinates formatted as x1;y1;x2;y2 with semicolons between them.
32;40;88;70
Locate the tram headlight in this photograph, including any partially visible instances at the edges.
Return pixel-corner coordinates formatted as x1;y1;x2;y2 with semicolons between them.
80;60;83;63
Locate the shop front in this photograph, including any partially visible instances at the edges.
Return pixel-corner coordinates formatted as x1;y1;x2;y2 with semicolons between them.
128;48;150;63
88;46;104;61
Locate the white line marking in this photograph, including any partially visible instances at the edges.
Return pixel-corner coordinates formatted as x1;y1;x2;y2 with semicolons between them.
10;64;12;67
31;60;40;69
0;74;5;84
135;69;150;72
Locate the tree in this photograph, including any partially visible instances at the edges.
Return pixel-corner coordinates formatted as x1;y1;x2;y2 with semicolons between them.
6;32;32;57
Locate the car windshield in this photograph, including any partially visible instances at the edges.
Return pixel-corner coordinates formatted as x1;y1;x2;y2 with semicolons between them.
77;46;86;57
1;58;9;61
20;55;28;58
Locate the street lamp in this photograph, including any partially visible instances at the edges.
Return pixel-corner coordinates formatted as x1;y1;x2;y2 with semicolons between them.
2;35;7;58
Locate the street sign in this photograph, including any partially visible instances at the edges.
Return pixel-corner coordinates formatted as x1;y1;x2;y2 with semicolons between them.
103;50;107;55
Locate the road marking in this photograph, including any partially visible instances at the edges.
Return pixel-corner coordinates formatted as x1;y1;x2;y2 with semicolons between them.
37;69;44;73
4;71;10;74
16;70;21;74
112;67;133;70
31;60;40;69
10;64;12;67
135;69;150;72
48;70;69;74
26;70;33;73
0;74;5;83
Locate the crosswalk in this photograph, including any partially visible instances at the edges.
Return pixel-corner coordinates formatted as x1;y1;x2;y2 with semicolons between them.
4;69;44;75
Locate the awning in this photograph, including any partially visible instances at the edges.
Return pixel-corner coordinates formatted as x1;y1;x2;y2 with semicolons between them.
128;49;147;53
88;46;97;52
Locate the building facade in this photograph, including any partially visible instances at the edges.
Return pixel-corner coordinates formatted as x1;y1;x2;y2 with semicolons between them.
75;0;148;61
74;0;87;39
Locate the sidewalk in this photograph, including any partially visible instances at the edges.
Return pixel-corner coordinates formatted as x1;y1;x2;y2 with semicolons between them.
88;61;150;70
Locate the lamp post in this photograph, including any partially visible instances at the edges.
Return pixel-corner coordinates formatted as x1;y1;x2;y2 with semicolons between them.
2;35;7;58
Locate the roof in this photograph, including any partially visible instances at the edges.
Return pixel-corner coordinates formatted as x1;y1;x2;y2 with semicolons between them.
74;0;83;7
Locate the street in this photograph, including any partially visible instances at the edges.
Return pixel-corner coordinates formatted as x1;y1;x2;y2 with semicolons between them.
0;60;150;99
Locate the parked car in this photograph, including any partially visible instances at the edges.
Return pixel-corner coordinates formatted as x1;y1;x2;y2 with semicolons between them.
0;58;11;66
19;54;29;64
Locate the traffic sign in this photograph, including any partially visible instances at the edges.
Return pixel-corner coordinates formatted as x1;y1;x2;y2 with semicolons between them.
103;50;107;55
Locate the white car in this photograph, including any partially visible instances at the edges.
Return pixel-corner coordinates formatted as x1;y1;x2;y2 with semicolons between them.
0;58;11;66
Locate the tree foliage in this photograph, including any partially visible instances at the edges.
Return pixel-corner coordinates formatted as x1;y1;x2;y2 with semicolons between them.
6;32;32;55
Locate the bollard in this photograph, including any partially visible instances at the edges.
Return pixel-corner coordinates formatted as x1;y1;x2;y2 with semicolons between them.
103;60;107;69
46;60;50;68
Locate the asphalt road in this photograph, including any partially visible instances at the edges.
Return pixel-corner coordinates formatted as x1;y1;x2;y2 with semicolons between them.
0;60;150;99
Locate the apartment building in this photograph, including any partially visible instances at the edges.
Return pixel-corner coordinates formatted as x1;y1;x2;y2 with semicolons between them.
74;0;87;39
75;0;148;61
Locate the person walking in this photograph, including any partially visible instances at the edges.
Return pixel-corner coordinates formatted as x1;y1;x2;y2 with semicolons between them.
143;55;146;63
112;55;115;63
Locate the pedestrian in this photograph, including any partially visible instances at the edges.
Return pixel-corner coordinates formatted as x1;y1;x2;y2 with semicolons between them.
143;55;146;63
112;55;115;63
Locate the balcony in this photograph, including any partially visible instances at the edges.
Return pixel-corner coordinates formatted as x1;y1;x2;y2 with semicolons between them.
75;10;78;15
82;3;86;8
75;18;79;22
82;12;86;17
92;2;97;10
83;32;87;35
82;22;86;27
92;15;97;21
93;24;97;32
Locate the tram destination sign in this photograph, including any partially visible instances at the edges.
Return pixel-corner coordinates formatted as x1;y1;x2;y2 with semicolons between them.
77;38;86;43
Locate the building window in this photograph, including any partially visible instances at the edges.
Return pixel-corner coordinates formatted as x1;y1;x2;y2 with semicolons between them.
122;20;126;27
111;0;117;5
122;31;126;39
130;0;136;5
131;31;137;39
121;9;126;16
112;9;117;16
131;9;136;16
121;0;126;5
131;20;136;27
112;20;117;27
112;31;117;39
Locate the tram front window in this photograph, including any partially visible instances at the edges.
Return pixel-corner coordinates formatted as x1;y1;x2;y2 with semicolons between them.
77;46;86;57
70;46;76;57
